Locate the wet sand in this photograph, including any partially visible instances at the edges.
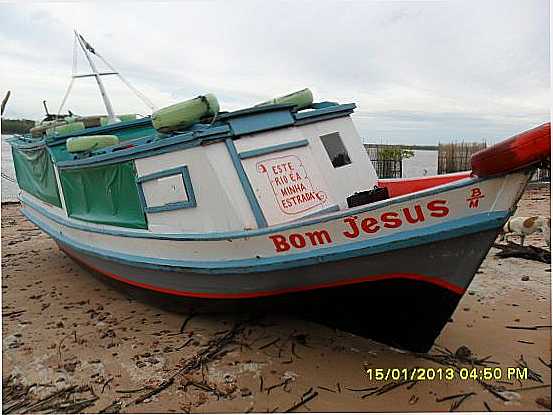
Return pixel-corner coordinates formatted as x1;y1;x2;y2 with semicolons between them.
2;186;551;413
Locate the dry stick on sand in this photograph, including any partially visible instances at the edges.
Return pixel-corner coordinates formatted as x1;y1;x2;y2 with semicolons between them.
505;325;552;330
265;379;293;394
506;383;551;392
179;313;198;333
4;384;98;414
449;392;476;411
284;389;319;413
516;355;543;383
130;322;246;406
317;385;337;393
436;392;476;403
413;349;512;403
115;386;152;394
181;379;229;398
538;357;552;369
362;380;415;398
57;331;76;366
477;379;509;402
345;386;379;392
2;309;25;318
492;242;550;263
99;400;123;413
259;337;280;350
101;377;114;394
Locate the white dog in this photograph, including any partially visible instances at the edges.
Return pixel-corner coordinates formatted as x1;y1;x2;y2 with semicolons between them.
500;216;550;247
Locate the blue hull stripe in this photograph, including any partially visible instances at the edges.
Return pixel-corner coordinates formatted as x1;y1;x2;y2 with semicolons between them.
22;206;508;275
20;173;487;241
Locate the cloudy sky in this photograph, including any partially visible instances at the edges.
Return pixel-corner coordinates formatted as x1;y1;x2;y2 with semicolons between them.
0;1;550;144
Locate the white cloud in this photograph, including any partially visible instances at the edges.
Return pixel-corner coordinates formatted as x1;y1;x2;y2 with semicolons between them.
0;0;549;144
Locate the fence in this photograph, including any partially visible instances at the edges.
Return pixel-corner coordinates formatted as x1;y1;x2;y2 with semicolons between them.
437;142;486;174
365;145;403;179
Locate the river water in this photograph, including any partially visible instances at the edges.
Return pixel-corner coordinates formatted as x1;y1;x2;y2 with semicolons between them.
1;135;19;202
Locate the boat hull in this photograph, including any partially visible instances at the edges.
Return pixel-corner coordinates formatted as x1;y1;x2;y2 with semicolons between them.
57;226;499;352
20;170;531;352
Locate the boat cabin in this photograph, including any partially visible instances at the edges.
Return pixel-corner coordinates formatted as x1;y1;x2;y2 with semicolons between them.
10;97;380;234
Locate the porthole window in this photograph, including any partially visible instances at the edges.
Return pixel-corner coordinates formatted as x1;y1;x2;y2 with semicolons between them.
320;132;351;168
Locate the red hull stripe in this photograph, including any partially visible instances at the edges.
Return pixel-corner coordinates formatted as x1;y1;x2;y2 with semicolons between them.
60;247;466;298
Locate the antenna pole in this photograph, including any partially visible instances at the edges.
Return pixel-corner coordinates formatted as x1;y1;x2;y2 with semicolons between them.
75;30;118;123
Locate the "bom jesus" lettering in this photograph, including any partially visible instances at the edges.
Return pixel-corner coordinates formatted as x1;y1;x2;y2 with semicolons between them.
268;199;449;252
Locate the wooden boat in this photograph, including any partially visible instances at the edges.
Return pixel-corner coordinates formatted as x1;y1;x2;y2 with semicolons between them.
8;34;550;352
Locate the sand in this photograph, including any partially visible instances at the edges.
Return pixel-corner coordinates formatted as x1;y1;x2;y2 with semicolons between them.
2;185;551;413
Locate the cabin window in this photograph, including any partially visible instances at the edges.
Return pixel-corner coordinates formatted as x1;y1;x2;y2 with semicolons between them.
320;132;351;168
137;166;197;213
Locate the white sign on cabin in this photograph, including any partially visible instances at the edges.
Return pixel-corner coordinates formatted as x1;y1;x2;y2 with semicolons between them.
242;148;335;225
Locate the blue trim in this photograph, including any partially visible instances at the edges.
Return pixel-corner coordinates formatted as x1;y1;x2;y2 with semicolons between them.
46;117;153;143
238;139;309;160
228;108;295;136
136;166;197;213
56;126;231;169
294;103;355;120
20;173;483;241
224;139;268;228
299;204;341;219
11;104;355;169
22;206;508;274
294;111;354;126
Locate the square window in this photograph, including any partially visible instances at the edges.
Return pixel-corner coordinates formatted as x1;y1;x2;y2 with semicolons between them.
137;166;196;213
320;132;351;168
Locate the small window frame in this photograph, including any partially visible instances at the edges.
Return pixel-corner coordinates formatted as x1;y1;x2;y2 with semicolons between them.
320;132;352;168
136;166;197;213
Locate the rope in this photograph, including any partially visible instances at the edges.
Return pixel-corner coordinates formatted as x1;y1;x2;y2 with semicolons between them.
198;95;219;127
1;172;15;182
95;51;157;112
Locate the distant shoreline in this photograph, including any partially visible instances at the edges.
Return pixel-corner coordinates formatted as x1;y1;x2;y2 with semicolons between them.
1;119;35;134
364;143;438;151
0;120;440;151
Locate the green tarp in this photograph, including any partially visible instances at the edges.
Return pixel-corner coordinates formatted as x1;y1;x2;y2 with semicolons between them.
59;161;147;229
12;146;62;207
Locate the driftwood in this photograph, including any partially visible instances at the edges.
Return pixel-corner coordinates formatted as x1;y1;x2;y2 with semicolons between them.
449;392;476;411
179;313;198;333
284;389;318;412
2;309;26;318
317;385;336;393
1;90;10;116
492;242;550;263
515;355;543;383
361;379;415;398
436;392;475;403
2;378;98;414
538;357;552;369
505;325;551;331
128;322;245;407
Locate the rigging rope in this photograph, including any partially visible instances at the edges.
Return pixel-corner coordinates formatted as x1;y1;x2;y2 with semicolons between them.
56;34;79;119
1;172;15;183
95;51;158;112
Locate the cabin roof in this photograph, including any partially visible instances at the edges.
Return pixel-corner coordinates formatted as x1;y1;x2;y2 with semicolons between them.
10;101;356;169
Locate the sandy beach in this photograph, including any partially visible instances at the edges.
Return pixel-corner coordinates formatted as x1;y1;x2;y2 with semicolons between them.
2;185;551;413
